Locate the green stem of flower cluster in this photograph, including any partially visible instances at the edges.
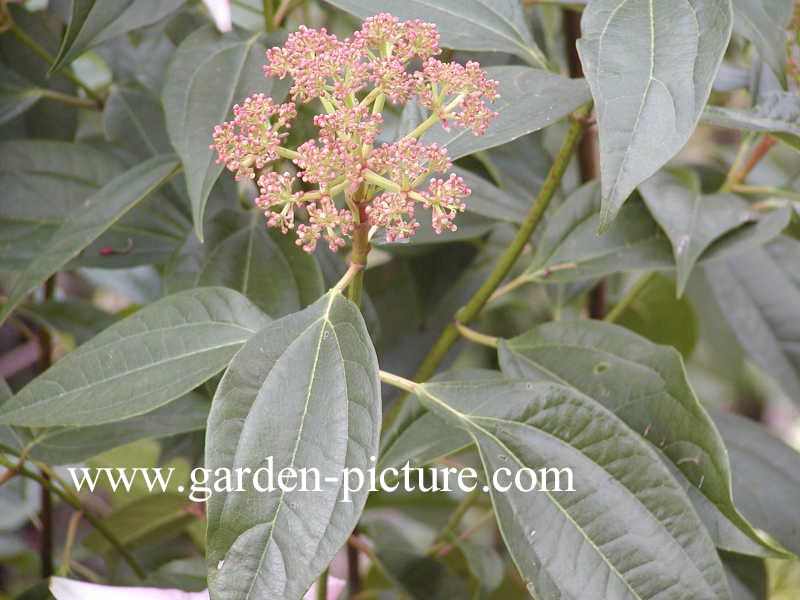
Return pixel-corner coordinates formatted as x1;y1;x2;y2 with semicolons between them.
382;103;593;428
347;217;370;306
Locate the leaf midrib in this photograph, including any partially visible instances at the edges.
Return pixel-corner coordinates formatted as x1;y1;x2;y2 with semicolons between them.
470;414;719;600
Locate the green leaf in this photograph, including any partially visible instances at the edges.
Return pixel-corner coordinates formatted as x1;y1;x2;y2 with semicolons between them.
577;0;733;228
163;27;287;241
704;236;800;408
423;67;591;160
732;0;793;85
612;273;698;357
0;63;42;125
206;291;380;600
323;0;548;67
415;378;732;599
19;392;209;465
456;168;530;224
164;208;324;317
639;170;757;296
50;0;186;74
0;154;181;323
104;82;172;160
524;181;791;283
703;92;800;152
0;287;270;427
83;493;196;554
712;410;800;557
498;320;781;557
0;141;188;271
527;181;673;280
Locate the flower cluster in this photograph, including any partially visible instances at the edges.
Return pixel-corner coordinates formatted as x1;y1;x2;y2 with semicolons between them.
211;13;500;253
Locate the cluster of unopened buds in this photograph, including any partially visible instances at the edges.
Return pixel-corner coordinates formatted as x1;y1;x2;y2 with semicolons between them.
212;14;499;252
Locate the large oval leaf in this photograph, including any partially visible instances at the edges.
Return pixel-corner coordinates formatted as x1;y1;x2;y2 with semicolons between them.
498;319;780;557
206;291;380;600
164;208;324;317
324;0;547;67
415;378;732;600
423;67;591;160
0;287;270;427
0;154;182;323
577;0;733;228
163;27;287;240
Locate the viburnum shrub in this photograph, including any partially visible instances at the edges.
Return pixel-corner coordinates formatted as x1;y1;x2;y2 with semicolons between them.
2;1;800;600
